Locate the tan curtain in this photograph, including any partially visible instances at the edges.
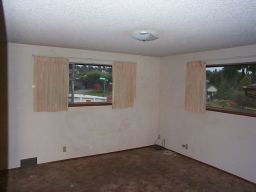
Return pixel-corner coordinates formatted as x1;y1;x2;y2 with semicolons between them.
185;61;206;113
33;56;69;112
112;61;136;109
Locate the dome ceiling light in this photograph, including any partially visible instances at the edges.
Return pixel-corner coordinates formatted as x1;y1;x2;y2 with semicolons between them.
131;30;158;42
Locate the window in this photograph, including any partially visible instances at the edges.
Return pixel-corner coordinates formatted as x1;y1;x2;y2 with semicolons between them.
69;63;112;106
206;63;256;117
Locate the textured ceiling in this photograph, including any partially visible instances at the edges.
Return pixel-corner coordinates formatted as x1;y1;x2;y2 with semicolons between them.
3;0;256;56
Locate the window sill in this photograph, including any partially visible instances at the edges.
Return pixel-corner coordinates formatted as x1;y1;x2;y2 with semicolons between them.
69;102;112;107
206;107;256;118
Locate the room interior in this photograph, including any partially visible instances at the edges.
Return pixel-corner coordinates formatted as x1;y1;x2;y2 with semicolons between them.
0;0;256;191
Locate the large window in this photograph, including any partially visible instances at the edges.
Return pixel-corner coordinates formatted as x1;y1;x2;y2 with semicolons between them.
206;63;256;117
69;63;112;106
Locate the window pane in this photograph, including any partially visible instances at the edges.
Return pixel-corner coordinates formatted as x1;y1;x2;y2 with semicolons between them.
69;63;112;104
206;64;256;115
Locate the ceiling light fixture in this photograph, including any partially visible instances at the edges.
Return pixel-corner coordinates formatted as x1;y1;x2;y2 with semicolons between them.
131;30;158;42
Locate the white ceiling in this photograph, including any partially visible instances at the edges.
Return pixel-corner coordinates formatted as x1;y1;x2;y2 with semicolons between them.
3;0;256;56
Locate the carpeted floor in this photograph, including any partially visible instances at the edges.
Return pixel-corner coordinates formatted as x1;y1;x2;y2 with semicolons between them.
0;146;255;192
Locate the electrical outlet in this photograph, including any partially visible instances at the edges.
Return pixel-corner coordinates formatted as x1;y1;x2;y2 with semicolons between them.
63;146;67;152
182;144;188;150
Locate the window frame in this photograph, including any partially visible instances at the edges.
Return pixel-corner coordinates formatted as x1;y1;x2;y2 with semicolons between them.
68;62;113;107
206;62;256;118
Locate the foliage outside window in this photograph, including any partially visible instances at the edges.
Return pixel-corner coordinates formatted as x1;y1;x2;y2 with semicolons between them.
69;63;112;106
206;63;256;117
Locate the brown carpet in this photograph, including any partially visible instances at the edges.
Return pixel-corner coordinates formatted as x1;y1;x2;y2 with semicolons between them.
0;146;255;192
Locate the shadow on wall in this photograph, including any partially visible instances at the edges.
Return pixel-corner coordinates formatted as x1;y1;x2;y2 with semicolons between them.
0;0;8;191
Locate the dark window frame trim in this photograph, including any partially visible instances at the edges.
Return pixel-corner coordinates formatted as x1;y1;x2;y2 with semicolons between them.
69;102;112;107
69;62;113;67
206;106;256;118
206;61;256;68
206;62;256;118
69;63;113;107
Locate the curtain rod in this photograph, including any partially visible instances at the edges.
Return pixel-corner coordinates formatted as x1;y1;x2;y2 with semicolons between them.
204;54;256;63
32;54;256;63
69;56;116;63
32;54;127;63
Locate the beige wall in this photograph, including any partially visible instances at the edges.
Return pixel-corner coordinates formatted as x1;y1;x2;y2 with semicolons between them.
8;42;256;183
159;44;256;183
8;43;160;168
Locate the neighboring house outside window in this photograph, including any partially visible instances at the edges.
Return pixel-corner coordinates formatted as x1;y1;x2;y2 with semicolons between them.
206;63;256;117
207;85;218;100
